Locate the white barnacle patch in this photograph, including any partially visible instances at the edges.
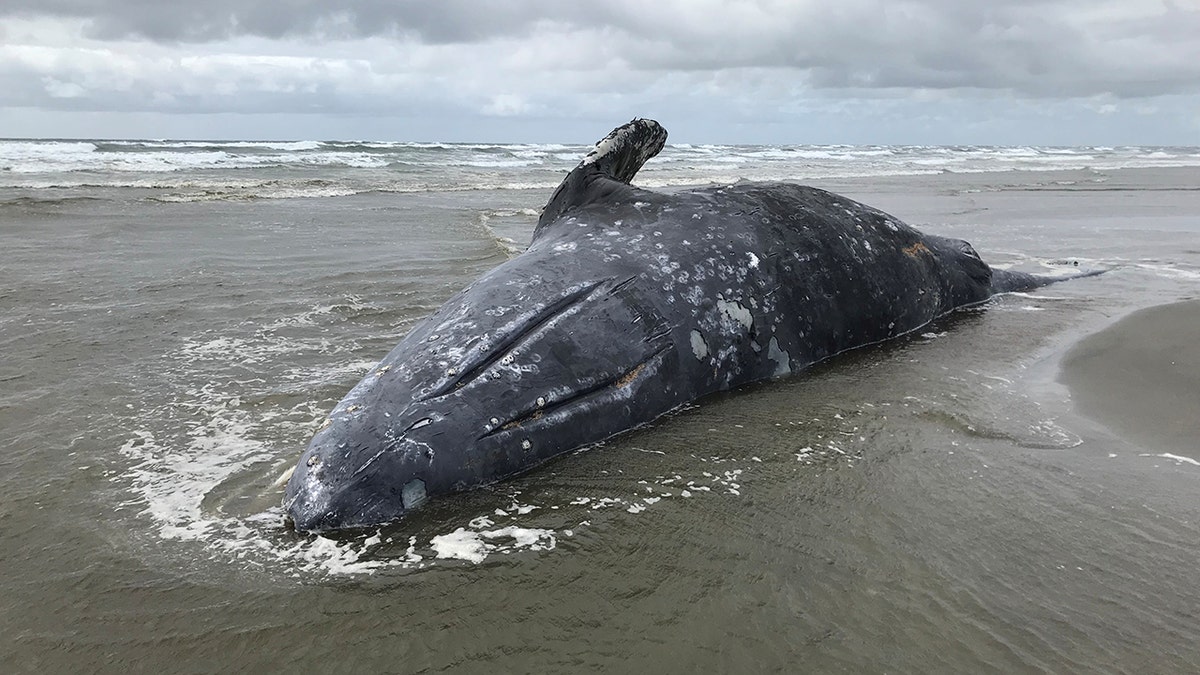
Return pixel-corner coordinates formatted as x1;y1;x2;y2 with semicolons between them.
747;252;760;269
553;242;577;253
521;439;532;450
717;298;753;330
690;330;710;360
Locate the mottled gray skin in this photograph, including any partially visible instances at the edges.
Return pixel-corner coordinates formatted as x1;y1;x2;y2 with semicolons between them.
284;119;1082;533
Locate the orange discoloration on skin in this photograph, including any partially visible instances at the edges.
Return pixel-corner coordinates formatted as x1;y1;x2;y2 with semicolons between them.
616;362;647;388
502;410;544;431
902;242;931;257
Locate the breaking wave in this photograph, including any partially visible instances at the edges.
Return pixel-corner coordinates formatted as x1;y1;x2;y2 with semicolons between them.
4;138;1198;201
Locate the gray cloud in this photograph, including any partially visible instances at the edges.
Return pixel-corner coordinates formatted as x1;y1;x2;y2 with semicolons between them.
4;0;1197;99
1;1;1198;142
4;1;590;42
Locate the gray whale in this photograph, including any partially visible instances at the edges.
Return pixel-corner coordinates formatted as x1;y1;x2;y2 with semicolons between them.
284;118;1097;533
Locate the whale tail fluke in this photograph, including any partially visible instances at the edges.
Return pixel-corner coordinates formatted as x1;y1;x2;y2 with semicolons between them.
989;267;1106;295
536;118;668;240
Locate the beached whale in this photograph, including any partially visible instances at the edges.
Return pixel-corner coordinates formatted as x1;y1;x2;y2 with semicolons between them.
284;118;1096;533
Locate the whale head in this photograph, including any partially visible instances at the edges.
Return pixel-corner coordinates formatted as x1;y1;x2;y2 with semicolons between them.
283;267;680;533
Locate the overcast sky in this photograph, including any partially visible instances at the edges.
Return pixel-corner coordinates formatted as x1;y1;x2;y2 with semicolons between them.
2;1;1198;144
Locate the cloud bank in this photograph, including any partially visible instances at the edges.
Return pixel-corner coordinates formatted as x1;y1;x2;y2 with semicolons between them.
2;1;1198;142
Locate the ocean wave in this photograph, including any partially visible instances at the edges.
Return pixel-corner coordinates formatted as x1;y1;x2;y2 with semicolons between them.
4;138;1199;200
95;140;325;152
0;194;108;209
148;185;363;202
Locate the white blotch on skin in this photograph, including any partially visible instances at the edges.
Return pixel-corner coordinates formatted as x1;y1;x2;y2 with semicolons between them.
768;336;791;376
402;479;427;509
690;330;710;360
717;298;753;330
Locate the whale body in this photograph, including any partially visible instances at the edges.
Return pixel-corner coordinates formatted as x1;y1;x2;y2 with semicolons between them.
284;119;1091;533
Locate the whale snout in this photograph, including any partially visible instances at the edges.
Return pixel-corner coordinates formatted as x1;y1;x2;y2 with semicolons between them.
285;470;410;533
284;432;420;533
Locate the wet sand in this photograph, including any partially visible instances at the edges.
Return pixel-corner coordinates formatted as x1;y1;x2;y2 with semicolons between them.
1060;299;1200;458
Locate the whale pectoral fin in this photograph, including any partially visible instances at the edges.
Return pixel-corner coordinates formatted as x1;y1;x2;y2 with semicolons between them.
535;118;668;239
580;118;668;185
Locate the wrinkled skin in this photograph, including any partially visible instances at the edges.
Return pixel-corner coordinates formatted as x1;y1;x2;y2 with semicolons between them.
284;119;1070;533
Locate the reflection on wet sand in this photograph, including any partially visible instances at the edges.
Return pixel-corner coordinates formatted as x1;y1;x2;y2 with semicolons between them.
1061;299;1200;458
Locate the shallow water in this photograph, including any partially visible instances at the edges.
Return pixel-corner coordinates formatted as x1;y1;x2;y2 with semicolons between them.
2;162;1200;672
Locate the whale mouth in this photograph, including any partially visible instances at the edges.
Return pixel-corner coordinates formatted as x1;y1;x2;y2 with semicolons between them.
286;485;404;534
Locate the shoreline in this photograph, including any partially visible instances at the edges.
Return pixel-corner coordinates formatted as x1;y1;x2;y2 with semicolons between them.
811;164;1200;197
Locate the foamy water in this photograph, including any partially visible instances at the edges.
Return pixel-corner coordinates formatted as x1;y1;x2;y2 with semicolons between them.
115;301;871;576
